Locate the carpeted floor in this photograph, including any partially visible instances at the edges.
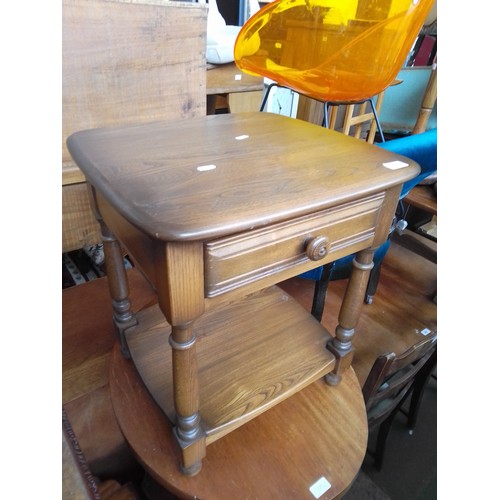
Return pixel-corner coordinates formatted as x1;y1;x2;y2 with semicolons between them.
344;470;391;499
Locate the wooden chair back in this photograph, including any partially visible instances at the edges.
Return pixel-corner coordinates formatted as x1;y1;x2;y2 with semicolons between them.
362;332;437;429
328;78;401;143
359;332;437;469
412;63;437;135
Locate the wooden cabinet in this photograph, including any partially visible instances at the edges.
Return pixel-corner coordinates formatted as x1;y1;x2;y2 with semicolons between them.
67;111;420;476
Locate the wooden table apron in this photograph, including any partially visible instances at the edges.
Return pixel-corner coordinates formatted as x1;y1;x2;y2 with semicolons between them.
66;112;420;477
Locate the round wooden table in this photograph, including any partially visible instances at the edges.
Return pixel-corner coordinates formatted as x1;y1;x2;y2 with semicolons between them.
110;343;368;499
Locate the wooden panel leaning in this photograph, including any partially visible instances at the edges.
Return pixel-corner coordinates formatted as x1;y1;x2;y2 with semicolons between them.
62;0;208;252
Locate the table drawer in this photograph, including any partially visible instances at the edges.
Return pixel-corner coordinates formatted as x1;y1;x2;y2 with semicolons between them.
205;193;385;297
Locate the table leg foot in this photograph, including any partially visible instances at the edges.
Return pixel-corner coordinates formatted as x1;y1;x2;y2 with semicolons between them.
324;372;342;386
180;461;202;477
173;421;206;476
326;338;355;386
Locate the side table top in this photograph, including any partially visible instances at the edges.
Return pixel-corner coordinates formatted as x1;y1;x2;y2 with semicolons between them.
67;112;420;241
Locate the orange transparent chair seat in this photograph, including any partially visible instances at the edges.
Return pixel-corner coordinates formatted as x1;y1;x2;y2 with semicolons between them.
234;0;434;102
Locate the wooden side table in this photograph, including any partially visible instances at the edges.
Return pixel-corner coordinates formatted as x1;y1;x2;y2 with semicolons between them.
67;111;420;479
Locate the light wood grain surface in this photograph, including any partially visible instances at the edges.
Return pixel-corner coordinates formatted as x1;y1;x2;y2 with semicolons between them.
67;112;421;241
110;342;367;499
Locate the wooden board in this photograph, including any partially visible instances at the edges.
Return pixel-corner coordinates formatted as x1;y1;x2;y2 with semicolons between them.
62;0;208;252
404;185;437;215
62;183;101;253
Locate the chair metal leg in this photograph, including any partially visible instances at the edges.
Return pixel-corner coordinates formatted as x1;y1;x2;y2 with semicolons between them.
259;82;278;112
323;101;331;128
311;262;333;321
368;97;385;143
365;262;382;305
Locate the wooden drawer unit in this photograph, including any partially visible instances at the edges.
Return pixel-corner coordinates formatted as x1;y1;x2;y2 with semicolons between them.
205;193;385;297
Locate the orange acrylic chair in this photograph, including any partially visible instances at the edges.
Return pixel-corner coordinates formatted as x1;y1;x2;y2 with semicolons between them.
234;0;435;318
234;0;435;141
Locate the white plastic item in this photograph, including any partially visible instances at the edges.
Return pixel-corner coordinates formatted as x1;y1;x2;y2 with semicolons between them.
206;0;240;64
205;0;260;64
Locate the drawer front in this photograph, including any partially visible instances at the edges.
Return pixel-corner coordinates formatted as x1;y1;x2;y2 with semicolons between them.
205;193;385;297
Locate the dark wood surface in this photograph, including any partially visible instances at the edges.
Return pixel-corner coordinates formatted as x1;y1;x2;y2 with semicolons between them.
403;184;437;215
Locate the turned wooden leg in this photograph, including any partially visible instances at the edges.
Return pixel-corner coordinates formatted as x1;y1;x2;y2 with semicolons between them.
87;184;137;358
170;322;206;476
100;225;137;359
325;248;375;385
154;241;206;475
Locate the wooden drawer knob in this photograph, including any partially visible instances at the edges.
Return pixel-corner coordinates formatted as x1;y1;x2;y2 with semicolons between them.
306;236;330;261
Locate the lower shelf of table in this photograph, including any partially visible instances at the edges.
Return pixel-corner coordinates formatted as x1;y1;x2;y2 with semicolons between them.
125;285;336;444
110;342;367;499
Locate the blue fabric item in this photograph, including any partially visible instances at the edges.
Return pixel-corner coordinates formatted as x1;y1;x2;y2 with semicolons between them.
377;128;437;198
297;129;437;283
